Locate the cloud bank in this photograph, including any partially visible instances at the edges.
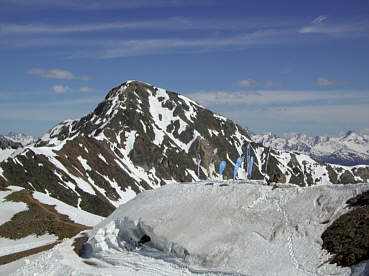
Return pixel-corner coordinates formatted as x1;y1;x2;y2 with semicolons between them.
27;68;89;80
316;77;344;86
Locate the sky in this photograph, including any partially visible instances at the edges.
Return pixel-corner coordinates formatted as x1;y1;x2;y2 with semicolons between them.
0;0;368;138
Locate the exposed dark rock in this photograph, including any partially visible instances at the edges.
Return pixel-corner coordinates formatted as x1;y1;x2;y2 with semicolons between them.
321;191;369;267
347;190;369;207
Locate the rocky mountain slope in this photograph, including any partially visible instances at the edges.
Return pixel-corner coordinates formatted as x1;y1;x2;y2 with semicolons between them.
0;80;368;217
252;131;369;166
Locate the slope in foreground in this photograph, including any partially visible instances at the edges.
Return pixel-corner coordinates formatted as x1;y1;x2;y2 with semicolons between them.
10;181;367;276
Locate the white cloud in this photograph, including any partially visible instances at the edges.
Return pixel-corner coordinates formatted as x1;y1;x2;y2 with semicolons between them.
0;18;297;35
67;28;298;59
51;85;70;94
0;17;320;59
1;21;171;34
312;15;328;25
265;81;273;88
316;77;343;86
2;0;209;11
27;68;89;80
0;105;89;121
360;128;369;136
27;68;45;75
187;89;367;106
259;104;369;124
236;79;258;87
186;88;368;135
222;103;369;135
79;86;91;92
299;19;369;37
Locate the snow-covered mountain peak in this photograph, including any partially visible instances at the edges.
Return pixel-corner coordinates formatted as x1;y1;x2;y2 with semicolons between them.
3;132;36;146
38;80;250;149
2;80;369;219
340;130;368;144
0;132;36;162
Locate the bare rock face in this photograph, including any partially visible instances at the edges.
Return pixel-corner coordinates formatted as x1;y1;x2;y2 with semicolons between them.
321;190;369;267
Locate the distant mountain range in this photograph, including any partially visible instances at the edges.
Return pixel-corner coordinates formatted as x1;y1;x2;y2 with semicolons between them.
0;132;37;162
252;130;369;166
2;132;36;146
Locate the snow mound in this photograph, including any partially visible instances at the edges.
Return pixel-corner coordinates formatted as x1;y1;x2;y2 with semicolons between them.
86;182;369;276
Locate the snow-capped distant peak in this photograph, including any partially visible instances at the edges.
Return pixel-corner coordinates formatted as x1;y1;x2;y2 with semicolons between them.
252;130;369;166
3;132;36;146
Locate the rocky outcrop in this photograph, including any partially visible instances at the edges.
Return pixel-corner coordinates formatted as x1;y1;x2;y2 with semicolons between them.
321;190;369;267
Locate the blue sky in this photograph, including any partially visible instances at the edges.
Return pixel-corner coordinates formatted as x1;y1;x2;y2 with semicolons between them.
0;0;368;137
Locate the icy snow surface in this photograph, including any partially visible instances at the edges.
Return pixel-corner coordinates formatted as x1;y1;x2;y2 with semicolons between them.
7;181;369;276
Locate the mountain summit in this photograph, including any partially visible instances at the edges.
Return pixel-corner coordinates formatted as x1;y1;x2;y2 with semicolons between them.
0;80;368;217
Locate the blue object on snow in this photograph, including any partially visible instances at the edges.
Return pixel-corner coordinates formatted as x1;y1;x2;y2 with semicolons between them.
233;156;244;180
219;160;226;175
248;156;254;179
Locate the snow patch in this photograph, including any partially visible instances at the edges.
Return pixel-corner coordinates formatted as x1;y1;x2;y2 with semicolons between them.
0;234;58;258
32;191;103;227
77;155;91;171
97;153;107;163
0;187;28;225
0;148;16;162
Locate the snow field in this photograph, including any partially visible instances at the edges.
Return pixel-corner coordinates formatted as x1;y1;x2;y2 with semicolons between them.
6;235;236;276
85;182;369;276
